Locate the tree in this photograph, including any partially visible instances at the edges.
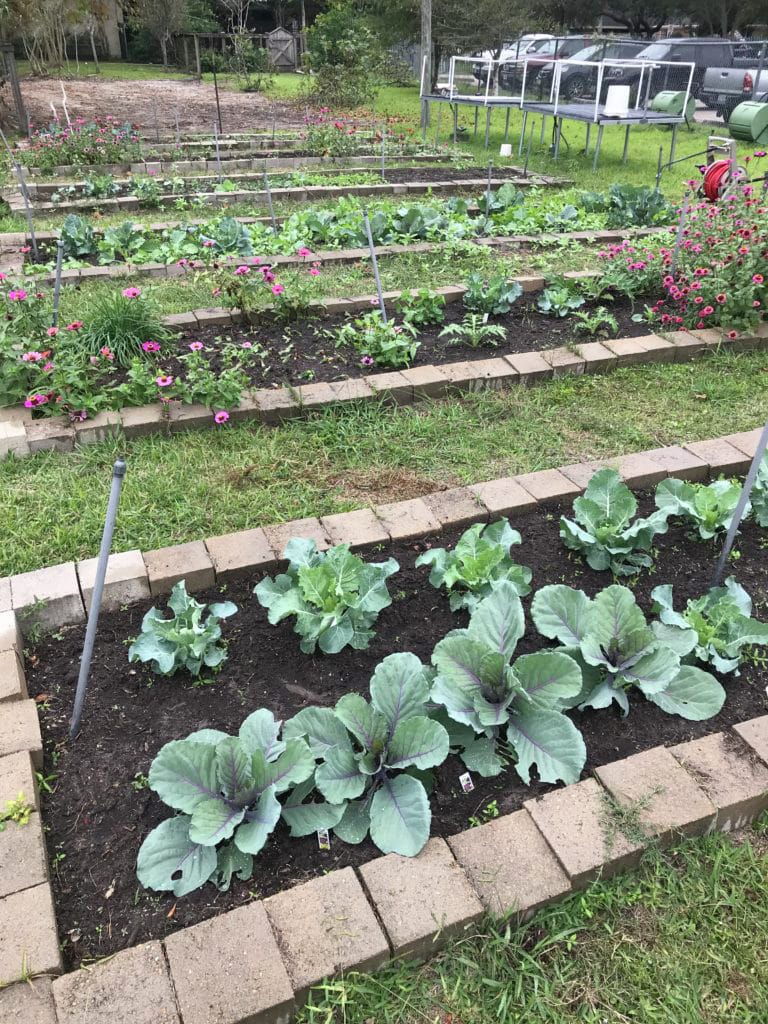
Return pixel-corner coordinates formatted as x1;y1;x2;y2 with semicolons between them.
598;0;672;37
131;0;193;65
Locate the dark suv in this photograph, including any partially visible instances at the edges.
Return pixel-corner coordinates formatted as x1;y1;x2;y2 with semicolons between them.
536;39;646;101
498;36;592;93
604;39;734;100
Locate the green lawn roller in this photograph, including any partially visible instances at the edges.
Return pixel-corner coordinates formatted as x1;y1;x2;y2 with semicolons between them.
650;91;696;125
728;101;768;146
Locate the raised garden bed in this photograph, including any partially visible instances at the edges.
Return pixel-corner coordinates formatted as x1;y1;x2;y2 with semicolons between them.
25;488;768;968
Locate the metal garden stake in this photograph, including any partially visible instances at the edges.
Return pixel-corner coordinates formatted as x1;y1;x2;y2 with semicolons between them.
51;240;64;327
262;172;277;233
671;193;690;274
380;128;386;181
711;422;768;588
486;160;493;211
363;209;386;323
70;458;127;741
213;120;222;183
523;121;535;178
0;126;38;260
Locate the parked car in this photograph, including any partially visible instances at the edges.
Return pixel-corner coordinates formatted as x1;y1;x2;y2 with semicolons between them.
472;35;554;86
701;63;768;120
498;36;593;93
536;39;646;101
603;39;738;100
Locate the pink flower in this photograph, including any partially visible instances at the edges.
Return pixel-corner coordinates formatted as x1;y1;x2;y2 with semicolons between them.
100;347;114;361
234;265;250;276
189;341;204;351
8;290;27;301
241;341;253;349
361;355;374;366
271;284;285;295
142;340;161;353
296;247;312;258
309;267;320;276
202;239;215;248
20;246;31;254
753;274;764;284
214;410;230;424
0;273;6;282
156;374;174;387
701;305;714;316
22;351;43;362
122;287;141;299
46;326;59;337
24;393;48;408
727;330;738;339
43;362;54;373
66;320;83;330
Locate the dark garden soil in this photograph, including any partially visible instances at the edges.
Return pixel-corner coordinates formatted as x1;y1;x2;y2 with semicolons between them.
27;495;768;966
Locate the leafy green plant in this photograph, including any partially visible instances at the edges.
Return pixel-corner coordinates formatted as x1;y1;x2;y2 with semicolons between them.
136;711;316;896
396;288;446;327
439;313;507;348
60;214;97;259
560;468;670;576
532;584;726;719
334;310;419;369
652;578;768;675
655;478;745;540
254;538;399;654
536;280;586;318
0;792;33;830
573;306;618;337
79;286;170;367
132;175;164;207
750;454;768;527
463;274;522;315
431;583;586;784
128;580;237;676
580;184;673;229
97;221;154;263
416;519;531;612
200;216;253;256
295;653;449;856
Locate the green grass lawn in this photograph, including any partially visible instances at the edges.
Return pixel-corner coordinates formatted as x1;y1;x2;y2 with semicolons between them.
1;350;766;577
296;821;768;1023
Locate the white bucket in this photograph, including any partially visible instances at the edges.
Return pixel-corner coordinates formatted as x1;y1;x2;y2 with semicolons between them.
604;85;630;118
499;143;512;157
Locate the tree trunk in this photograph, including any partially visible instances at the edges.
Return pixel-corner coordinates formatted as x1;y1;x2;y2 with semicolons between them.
420;0;431;128
161;35;168;67
89;27;100;71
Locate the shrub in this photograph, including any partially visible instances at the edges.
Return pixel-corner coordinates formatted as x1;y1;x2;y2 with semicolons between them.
306;0;381;108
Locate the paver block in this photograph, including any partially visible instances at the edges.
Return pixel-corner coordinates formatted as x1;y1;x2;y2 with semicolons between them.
515;468;582;504
0;578;10;614
683;438;751;476
515;274;546;292
0;420;30;459
0;750;38;810
603;336;654;365
579;340;617;373
359;838;483;958
423;487;487;529
634;333;677;360
119;404;168;438
194;307;232;327
543;346;586;377
733;715;768;767
53;940;178;1024
689;328;725;347
616;452;669;488
559;462;603;490
504;351;552;385
722;429;763;459
265;868;388;1002
166;902;294;1023
0;978;58;1023
448;809;571;918
0;649;27;702
328;378;375;402
0;810;48;898
469;477;538;518
0;701;42;770
73;410;122;446
77;549;150;613
366;370;413;405
25;419;75;454
595;746;716;844
670;731;768;831
525;778;645;887
168;403;214;433
11;562;84;633
144;541;215;596
294;381;339;411
641;445;709;482
375;498;441;541
206;528;277;582
663;330;706;360
400;365;449;399
263;517;330;560
441;358;518;392
320;508;389;549
253;388;298;425
0;609;23;655
0;885;62;985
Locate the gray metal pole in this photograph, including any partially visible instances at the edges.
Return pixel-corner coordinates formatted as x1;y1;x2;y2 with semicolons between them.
0;126;38;260
214;121;222;183
655;145;664;191
523;122;534;177
363;209;386;323
380;128;386;181
51;240;64;327
263;172;277;234
153;100;160;143
671;194;690;274
212;63;223;134
69;458;127;741
486;160;493;210
712;422;768;587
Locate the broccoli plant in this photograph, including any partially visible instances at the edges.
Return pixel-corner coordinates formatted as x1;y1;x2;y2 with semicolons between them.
416;519;532;612
560;468;669;575
431;583;586;785
463;273;522;315
298;653;450;856
531;584;726;720
536;281;585;317
128;580;237;676
652;578;768;675
749;454;768;527
136;711;317;896
655;478;746;540
254;538;399;654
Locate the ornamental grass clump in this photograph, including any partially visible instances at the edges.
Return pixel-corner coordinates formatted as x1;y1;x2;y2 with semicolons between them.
78;286;170;367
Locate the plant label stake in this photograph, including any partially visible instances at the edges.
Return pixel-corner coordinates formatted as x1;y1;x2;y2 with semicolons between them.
363;209;386;323
671;193;690;274
523;121;535;178
486;160;493;211
380;127;386;181
0;126;38;261
213;121;222;183
70;458;127;741
51;240;64;327
712;422;768;588
262;172;277;234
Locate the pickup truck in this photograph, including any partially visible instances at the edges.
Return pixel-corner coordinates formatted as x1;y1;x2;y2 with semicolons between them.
701;64;768;120
603;39;735;100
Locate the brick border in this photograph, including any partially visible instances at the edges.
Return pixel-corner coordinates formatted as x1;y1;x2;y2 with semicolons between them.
2;433;768;1020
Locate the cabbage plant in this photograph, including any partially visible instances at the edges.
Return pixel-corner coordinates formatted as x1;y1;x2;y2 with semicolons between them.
254;539;399;654
655;477;746;540
560;468;669;575
431;583;586;785
416;519;532;612
136;711;316;896
749;454;768;527
294;653;449;857
531;584;726;720
127;580;237;676
652;578;768;675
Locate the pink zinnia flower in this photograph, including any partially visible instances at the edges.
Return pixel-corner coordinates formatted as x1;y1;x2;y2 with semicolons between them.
214;410;230;424
309;267;320;276
753;274;764;284
24;393;48;408
234;265;250;276
701;305;714;316
296;247;312;258
726;330;738;339
189;341;204;351
100;347;114;360
361;355;374;366
241;341;253;349
142;340;161;353
66;320;83;330
271;284;285;295
46;326;59;337
22;351;43;362
8;290;27;301
43;362;54;373
122;287;141;299
156;374;174;387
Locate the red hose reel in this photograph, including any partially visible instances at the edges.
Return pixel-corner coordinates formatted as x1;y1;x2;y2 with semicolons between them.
701;159;744;200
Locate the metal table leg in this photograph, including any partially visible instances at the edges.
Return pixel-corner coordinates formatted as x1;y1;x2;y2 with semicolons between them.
474;107;479;139
504;107;511;143
669;123;679;166
622;123;631;163
452;103;458;144
592;124;604;172
484;107;491;149
518;110;528;156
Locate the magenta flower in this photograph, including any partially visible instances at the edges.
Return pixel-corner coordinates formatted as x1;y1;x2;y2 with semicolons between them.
272;284;285;295
100;346;114;360
43;362;54;373
122;287;141;299
214;410;230;425
241;341;253;349
142;340;161;353
309;267;320;276
22;351;43;363
361;355;374;366
189;341;204;351
24;393;48;408
46;326;59;337
234;265;250;276
296;247;312;258
8;290;27;301
66;320;83;330
156;374;174;387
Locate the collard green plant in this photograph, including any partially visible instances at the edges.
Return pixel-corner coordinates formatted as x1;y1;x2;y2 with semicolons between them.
416;519;532;612
579;184;673;229
751;454;768;527
531;584;726;720
128;580;237;676
560;468;669;575
655;478;746;540
60;214;97;259
136;711;316;896
463;273;522;315
254;539;399;654
431;583;586;785
652;578;768;675
293;653;449;856
200;216;254;256
536;281;586;318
